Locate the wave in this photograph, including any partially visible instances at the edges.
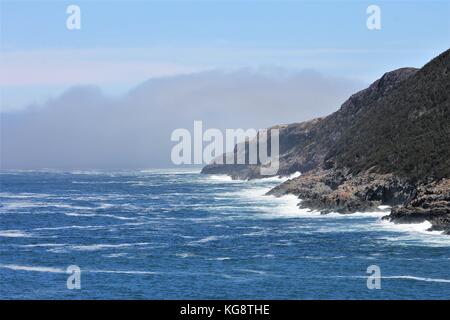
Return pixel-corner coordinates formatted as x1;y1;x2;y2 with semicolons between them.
379;220;442;234
0;201;93;212
205;175;244;183
175;252;196;258
238;269;267;275
0;230;32;238
225;186;313;219
64;212;137;220
102;253;128;258
0;264;65;273
14;241;153;252
0;264;158;275
383;275;450;283
188;235;223;245
204;171;301;185
69;242;152;251
69;170;108;175
34;225;107;231
33;222;147;232
2;263;449;284
303;255;346;260
376;220;450;246
258;171;301;183
0;192;51;199
140;168;201;175
209;257;231;261
71;181;123;184
88;269;159;275
252;254;275;259
17;243;67;248
319;274;450;284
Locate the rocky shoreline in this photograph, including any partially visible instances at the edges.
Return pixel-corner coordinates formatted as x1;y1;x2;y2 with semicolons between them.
386;178;450;234
201;48;450;234
266;169;450;234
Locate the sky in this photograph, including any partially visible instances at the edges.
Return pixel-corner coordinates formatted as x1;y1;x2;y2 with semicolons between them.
0;0;449;169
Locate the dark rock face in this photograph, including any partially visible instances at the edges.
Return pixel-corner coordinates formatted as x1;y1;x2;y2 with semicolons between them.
326;51;450;181
385;179;450;234
268;169;416;214
201;48;450;233
200;117;325;179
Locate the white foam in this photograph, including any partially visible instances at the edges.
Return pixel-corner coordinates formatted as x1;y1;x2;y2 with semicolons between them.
252;254;275;258
88;269;158;275
303;255;346;260
70;170;105;175
0;201;42;211
140;168;201;175
70;242;151;251
0;264;64;273
102;253;128;258
34;225;106;231
259;171;301;183
71;181;122;184
189;235;221;244
0;264;158;275
0;192;50;199
17;243;66;248
97;203;115;209
204;171;301;185
317;274;450;284
375;219;450;246
380;220;443;235
228;186;312;219
0;201;91;212
0;230;32;238
238;269;267;275
382;275;450;283
64;212;136;220
206;175;240;183
175;252;196;258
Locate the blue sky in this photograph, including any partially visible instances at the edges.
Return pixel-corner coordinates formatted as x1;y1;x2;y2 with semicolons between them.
1;0;449;111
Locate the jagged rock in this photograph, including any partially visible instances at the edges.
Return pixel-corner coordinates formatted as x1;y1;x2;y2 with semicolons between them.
385;179;450;234
268;169;416;214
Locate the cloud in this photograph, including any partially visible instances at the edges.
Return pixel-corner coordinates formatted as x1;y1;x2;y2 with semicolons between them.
0;68;364;169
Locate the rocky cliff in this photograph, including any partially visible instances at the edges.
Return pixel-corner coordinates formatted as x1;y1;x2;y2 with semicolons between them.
201;49;450;233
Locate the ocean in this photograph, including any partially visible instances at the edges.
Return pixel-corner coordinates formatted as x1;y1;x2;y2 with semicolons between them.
1;169;449;299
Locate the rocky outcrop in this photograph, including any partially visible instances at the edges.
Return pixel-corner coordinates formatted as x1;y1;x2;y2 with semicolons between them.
201;48;450;233
268;169;416;214
201;117;325;180
385;179;450;234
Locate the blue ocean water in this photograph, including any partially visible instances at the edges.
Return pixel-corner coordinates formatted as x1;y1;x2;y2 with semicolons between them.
0;169;449;299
